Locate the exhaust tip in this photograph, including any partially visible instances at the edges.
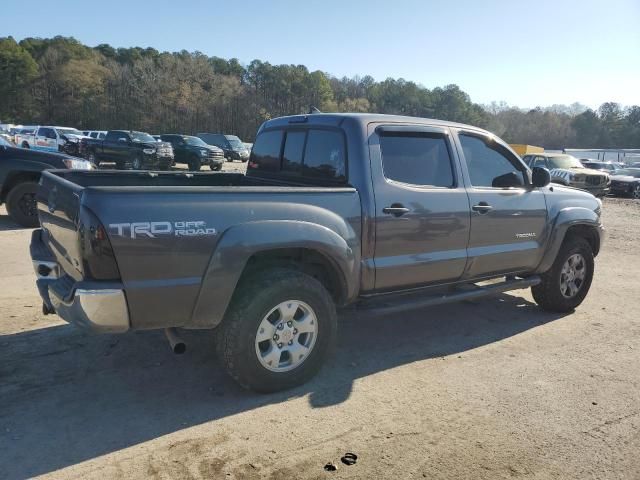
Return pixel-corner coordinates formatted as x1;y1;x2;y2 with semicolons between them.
164;327;186;355
172;342;186;355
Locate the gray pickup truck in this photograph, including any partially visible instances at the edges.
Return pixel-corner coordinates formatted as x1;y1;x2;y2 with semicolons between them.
30;114;604;392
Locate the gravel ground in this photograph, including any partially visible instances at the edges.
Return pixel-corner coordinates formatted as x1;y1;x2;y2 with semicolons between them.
0;192;638;480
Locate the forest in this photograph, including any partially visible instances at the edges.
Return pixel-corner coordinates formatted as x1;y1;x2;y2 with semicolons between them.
1;36;638;148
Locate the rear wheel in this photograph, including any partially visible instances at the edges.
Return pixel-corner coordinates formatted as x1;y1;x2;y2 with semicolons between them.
6;181;39;228
22;142;30;149
632;184;640;199
216;269;337;393
532;236;594;312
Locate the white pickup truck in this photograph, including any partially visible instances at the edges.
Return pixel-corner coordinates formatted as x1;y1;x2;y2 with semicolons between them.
16;126;89;156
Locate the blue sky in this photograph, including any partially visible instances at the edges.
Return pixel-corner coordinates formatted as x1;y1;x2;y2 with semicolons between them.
3;0;639;108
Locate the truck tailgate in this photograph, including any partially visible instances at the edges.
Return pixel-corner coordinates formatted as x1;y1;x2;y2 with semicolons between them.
36;171;85;281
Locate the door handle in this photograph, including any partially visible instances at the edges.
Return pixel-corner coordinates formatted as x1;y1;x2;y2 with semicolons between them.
472;202;493;214
383;204;410;217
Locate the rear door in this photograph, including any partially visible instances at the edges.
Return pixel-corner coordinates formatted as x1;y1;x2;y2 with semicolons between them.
453;130;548;279
371;125;471;291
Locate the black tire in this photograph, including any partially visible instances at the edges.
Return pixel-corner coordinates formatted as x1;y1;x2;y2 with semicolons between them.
6;181;39;228
188;156;202;171
210;164;222;171
632;184;640;200
215;268;337;393
132;154;143;170
532;236;594;312
22;142;30;149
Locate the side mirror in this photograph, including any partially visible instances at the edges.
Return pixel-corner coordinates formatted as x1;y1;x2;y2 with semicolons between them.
492;171;524;188
531;166;551;188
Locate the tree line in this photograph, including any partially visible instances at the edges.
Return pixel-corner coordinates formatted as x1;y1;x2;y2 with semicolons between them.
0;36;638;148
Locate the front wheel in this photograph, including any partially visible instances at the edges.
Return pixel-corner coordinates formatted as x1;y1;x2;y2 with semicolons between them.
210;163;222;171
6;181;39;228
532;236;594;312
132;155;143;170
632;184;640;199
216;269;337;393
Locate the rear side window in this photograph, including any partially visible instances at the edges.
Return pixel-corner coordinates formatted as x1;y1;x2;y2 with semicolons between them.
380;133;454;187
249;130;283;172
249;128;347;183
302;130;346;181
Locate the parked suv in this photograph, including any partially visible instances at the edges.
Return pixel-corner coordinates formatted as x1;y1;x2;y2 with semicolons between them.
159;134;225;171
523;153;610;197
197;133;249;162
31;114;603;392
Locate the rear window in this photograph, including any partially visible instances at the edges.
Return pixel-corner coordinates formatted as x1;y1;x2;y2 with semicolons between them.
249;128;347;183
380;133;454;187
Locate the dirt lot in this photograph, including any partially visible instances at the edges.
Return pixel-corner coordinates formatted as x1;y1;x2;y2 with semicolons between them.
1;186;639;479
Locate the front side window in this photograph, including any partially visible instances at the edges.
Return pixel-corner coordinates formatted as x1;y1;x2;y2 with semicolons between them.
459;133;525;188
380;133;454;187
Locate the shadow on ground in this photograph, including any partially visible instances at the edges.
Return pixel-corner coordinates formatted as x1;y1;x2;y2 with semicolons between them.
0;293;566;479
0;212;27;232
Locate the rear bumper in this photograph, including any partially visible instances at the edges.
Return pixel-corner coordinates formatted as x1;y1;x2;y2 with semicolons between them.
49;286;129;333
30;229;130;333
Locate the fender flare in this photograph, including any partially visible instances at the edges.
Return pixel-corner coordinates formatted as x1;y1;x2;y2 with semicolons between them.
535;207;602;273
188;220;359;328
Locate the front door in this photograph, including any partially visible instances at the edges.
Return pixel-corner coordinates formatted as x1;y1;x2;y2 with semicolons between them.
454;130;548;279
371;125;471;291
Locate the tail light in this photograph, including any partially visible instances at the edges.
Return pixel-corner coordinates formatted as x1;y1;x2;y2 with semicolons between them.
79;208;121;280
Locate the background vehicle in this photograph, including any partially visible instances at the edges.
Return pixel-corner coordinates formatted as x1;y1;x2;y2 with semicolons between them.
523;153;610;197
82;130;174;170
197;133;249;162
160;134;224;171
16;126;89;156
31;114;603;392
0;133;15;146
0;136;92;227
609;168;640;198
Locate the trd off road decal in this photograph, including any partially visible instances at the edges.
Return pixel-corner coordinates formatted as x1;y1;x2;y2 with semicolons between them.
109;221;217;239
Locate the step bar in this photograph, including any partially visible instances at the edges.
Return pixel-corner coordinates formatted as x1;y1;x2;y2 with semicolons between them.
357;276;541;316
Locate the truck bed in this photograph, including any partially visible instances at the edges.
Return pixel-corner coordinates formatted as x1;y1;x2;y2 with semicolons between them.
35;169;361;330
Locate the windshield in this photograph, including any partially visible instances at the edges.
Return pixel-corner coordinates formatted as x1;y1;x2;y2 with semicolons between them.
227;136;245;149
130;131;156;143
184;136;208;147
615;169;640;178
55;128;83;136
0;137;11;147
547;155;584;169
